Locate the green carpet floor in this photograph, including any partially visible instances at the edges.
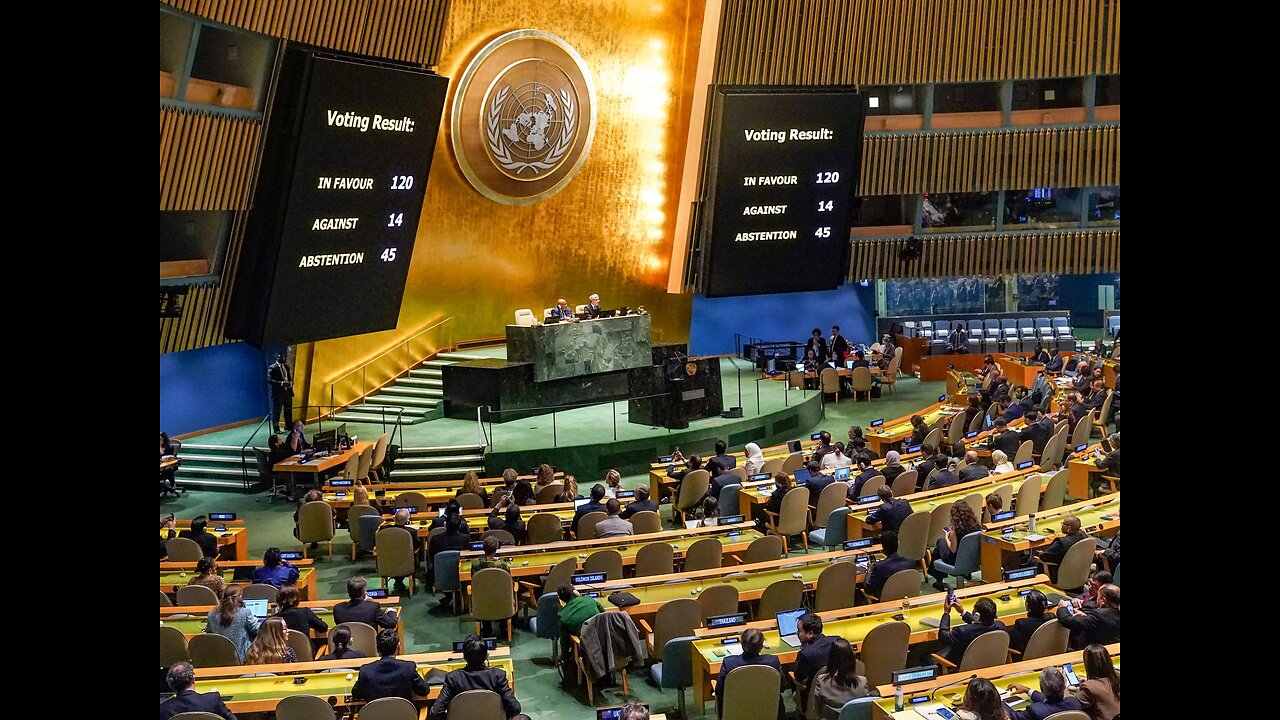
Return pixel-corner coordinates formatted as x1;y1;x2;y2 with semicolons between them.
161;376;945;718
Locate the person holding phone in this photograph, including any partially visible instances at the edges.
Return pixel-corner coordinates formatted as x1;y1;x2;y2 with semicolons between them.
934;597;1008;667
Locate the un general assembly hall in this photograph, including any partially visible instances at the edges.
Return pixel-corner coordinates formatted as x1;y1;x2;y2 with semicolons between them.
159;2;1121;719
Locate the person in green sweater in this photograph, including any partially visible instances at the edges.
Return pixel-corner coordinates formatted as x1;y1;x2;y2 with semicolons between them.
556;583;603;676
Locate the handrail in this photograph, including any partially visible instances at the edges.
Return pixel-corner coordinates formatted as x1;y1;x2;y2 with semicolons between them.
326;317;454;413
239;414;273;495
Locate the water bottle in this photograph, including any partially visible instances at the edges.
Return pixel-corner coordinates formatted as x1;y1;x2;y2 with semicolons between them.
895;684;904;711
1028;513;1037;534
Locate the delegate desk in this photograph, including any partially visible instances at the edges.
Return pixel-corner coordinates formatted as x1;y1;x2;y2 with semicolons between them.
589;547;879;618
874;643;1121;719
274;441;375;476
1066;445;1111;499
456;522;764;583
383;497;639;537
160;520;248;561
507;313;653;382
160;559;318;600
324;479;508;511
161;598;404;644
690;574;1056;708
192;648;514;714
866;401;966;456
845;467;1044;540
979;493;1120;582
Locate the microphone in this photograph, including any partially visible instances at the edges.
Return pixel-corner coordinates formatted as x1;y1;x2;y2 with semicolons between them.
931;672;979;704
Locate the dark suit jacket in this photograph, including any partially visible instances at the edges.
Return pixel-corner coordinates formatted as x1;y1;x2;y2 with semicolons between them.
937;612;1008;665
1008;690;1083;720
1044;355;1064;373
865;553;918;599
549;305;575;320
765;486;788;515
1095;449;1120;476
988;430;1022;458
959;464;991;482
1057;605;1120;649
716;652;786;718
794;633;836;686
805;472;836;496
707;453;737;478
829;335;849;363
1006;614;1050;654
1018;419;1054;454
179;529;219;558
352;656;429;702
805;337;829;365
333;598;398;629
277;606;328;634
914;456;942;486
159;689;237;720
432;665;521;719
849;467;881;498
867;498;913;533
619;499;658;519
880;464;906;486
584;303;602;318
571;501;607;534
927;470;960;490
1039;530;1088;566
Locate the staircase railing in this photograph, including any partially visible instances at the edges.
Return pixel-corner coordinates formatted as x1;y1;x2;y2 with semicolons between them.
327;317;455;415
237;406;404;495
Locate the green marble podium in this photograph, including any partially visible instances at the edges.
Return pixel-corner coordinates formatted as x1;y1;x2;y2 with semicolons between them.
506;314;653;382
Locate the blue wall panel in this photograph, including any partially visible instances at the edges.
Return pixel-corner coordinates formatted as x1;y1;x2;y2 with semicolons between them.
689;283;877;357
160;343;273;436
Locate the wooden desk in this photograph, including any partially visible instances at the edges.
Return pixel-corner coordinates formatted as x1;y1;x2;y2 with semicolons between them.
589;547;879;618
1067;446;1106;499
979;493;1120;581
274;441;374;474
163;603;403;644
160;521;248;561
874;643;1120;718
191;651;514;713
997;354;1047;389
160;559;318;600
456;522;763;582
690;575;1054;708
845;467;1042;540
866;401;965;456
381;497;638;538
161;457;179;472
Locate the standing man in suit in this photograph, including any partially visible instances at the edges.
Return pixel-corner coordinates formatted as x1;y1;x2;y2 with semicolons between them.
160;662;237;720
352;629;429;702
934;597;1008;666
829;326;850;366
866;486;913;533
715;628;787;720
432;635;522;719
549;298;575;320
1036;516;1088;585
1005;666;1083;720
268;353;294;432
584;293;603;318
1056;584;1120;649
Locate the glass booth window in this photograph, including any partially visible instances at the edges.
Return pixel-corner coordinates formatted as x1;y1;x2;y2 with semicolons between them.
1005;187;1082;229
863;85;925;116
921;192;998;232
858;195;912;227
1016;274;1060;311
933;82;1002;114
1088;187;1120;226
886;277;1004;316
1095;75;1121;106
1012;78;1084;110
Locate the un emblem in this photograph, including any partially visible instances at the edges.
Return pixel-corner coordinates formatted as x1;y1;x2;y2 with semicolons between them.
452;30;597;205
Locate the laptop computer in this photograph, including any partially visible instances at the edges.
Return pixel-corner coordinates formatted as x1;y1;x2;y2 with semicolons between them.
775;607;807;647
794;469;811;485
834;467;851;481
244;598;269;618
574;498;592;509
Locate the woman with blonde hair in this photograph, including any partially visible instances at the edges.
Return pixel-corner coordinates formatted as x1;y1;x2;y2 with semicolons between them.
457;470;489;506
991;449;1014;474
602;469;622;498
554;475;579;504
244;616;297;664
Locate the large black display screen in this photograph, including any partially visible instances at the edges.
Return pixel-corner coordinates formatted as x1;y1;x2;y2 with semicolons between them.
230;50;449;346
701;87;864;298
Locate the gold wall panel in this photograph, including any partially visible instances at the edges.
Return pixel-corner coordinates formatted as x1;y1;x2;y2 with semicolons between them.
715;0;1120;85
297;0;707;409
859;125;1119;196
163;0;452;65
159;107;261;211
849;229;1120;281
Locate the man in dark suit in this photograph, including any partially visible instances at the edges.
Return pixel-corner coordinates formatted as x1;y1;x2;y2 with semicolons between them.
1095;434;1120;477
619;485;658;519
571;484;608;536
432;635;521;719
1016;410;1054;455
705;440;738;479
352;629;429;702
829;326;850;366
947;323;968;354
848;454;880;499
926;458;960;491
849;350;871;369
811;431;834;467
912;445;942;491
333;575;399;629
267;353;293;431
866;486;913;534
1006;590;1051;655
583;293;602;318
160;661;236;720
715;628;787;719
802;460;835;496
934;597;1008;666
1036;516;1088;585
179;516;219;558
863;531;917;600
1005;665;1083;720
549;298;575;320
958;450;991;482
793;612;836;715
1056;584;1120;649
986;418;1022;458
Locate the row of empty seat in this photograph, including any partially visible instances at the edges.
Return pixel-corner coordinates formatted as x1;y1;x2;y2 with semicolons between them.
903;317;1077;354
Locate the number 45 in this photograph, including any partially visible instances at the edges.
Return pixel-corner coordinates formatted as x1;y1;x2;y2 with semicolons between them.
380;248;397;262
